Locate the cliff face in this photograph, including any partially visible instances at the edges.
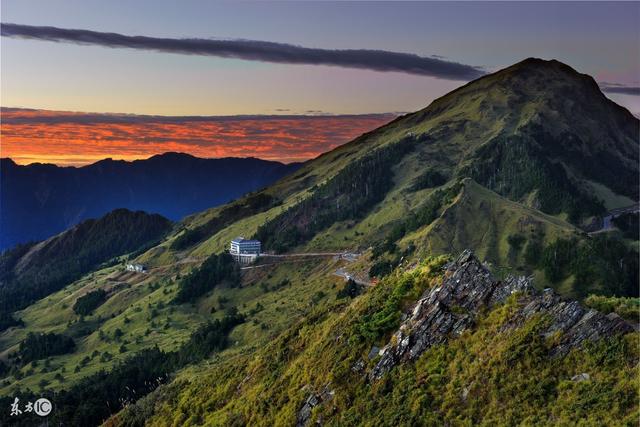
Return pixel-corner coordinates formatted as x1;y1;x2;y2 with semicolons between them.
370;250;633;380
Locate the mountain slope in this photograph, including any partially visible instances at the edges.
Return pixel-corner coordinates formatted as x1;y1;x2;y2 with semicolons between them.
0;153;301;249
405;178;579;268
116;251;637;426
168;58;637;263
0;209;172;330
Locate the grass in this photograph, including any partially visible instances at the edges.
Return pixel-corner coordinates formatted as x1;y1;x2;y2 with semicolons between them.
0;249;347;395
587;180;636;210
129;256;638;427
402;179;580;278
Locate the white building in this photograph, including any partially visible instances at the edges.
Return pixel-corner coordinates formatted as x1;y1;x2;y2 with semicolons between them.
230;237;261;256
126;263;146;273
230;237;261;265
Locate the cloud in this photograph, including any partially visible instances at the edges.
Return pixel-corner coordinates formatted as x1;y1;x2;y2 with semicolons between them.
1;23;485;80
0;107;391;125
1;108;397;165
599;82;640;96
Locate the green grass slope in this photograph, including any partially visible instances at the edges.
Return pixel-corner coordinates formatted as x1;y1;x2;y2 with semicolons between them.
405;178;580;272
116;257;638;426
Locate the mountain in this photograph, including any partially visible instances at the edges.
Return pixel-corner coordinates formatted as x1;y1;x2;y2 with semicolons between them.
0;209;172;331
0;153;301;250
0;58;637;426
248;58;637;250
117;251;634;426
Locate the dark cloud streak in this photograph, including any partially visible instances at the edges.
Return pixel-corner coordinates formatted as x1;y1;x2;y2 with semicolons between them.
0;107;395;125
1;23;485;80
600;83;640;96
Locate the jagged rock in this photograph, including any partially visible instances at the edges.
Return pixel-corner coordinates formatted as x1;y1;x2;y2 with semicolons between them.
369;250;633;381
296;384;334;427
501;289;632;357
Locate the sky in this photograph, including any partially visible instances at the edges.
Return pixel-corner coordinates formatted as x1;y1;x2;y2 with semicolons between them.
1;1;639;165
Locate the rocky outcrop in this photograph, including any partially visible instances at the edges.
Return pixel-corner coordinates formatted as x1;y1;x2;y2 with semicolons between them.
369;250;632;380
296;384;334;427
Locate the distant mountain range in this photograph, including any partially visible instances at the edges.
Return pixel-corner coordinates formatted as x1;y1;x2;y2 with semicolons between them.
0;153;301;249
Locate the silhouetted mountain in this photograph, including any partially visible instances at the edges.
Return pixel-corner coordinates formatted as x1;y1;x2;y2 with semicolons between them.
0;153;301;249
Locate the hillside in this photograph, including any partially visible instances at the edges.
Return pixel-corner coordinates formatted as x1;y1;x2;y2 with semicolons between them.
165;59;636;262
0;209;172;331
0;153;301;250
403;178;579;268
116;251;636;426
0;58;637;426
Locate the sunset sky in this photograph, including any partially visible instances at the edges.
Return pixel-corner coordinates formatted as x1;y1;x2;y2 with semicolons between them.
1;1;639;165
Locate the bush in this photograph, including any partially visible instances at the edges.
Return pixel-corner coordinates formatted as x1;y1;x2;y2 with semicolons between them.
337;279;360;299
612;213;639;240
409;168;448;191
584;295;640;321
173;252;240;304
507;234;526;252
18;332;75;364
73;289;107;316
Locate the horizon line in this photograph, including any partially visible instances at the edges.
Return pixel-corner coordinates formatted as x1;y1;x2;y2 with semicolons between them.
1;151;309;168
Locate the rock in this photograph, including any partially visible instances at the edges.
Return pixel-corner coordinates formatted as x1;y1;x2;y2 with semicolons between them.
351;359;365;373
367;346;380;360
461;386;470;401
296;384;334;427
571;373;591;382
368;250;633;381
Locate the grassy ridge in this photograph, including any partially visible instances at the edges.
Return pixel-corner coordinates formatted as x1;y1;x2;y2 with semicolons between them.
121;259;638;426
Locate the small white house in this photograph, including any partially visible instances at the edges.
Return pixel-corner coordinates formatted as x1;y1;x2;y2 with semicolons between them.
126;263;146;273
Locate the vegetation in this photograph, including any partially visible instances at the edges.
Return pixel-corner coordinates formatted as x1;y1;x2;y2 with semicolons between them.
370;181;462;268
507;233;526;252
584;295;640;322
125;254;637;426
73;289;108;316
0;312;244;426
536;235;638;298
255;137;417;251
361;257;448;341
612;212;639;240
171;193;279;250
173;252;240;304
18;332;75;364
462;134;605;223
337;279;360;299
408;167;448;192
0;209;171;331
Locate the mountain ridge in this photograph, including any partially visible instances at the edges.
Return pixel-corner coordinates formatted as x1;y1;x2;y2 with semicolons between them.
0;153;302;250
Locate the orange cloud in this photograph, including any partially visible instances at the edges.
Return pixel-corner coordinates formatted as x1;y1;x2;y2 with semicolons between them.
0;108;395;166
